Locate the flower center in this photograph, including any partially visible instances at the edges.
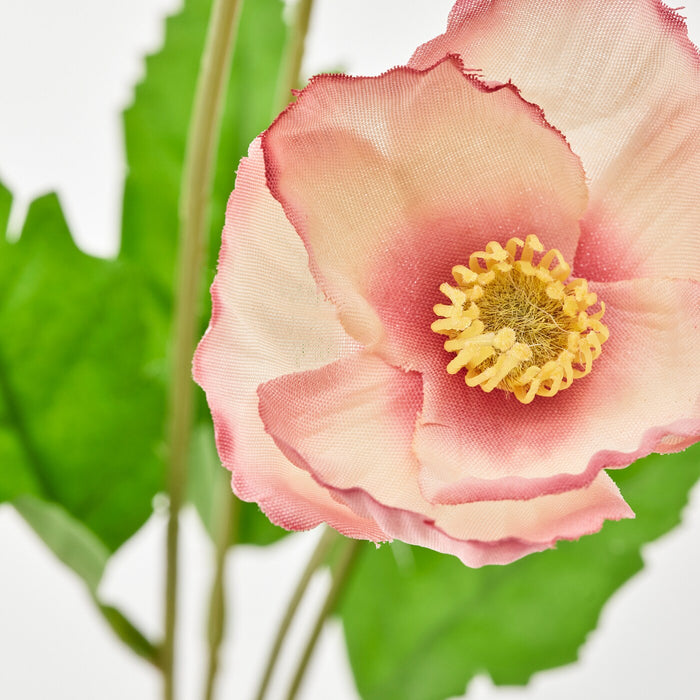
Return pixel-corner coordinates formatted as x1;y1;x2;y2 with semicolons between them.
431;235;609;404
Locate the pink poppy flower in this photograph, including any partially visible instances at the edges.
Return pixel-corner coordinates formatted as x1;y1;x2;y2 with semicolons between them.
194;0;699;566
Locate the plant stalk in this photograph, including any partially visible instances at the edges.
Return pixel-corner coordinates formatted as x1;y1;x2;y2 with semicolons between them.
202;488;239;700
284;537;361;700
274;0;315;115
162;0;243;697
253;526;340;700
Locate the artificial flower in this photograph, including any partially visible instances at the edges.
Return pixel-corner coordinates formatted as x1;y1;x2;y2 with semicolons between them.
194;0;699;566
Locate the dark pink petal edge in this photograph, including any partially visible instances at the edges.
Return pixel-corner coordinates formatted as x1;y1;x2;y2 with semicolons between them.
258;388;633;567
260;53;587;331
193;188;387;543
207;406;387;541
419;416;700;505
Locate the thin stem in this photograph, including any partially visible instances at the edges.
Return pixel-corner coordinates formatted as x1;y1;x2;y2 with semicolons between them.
284;537;362;700
254;527;340;700
162;0;243;697
273;0;315;115
202;489;240;700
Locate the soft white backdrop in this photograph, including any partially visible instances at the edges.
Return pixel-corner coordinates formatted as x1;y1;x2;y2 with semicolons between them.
0;1;699;698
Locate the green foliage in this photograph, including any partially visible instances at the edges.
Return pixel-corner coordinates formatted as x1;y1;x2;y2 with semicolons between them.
0;185;163;659
1;0;289;553
14;495;159;665
14;494;112;594
0;0;290;665
121;0;212;299
121;0;288;306
0;190;164;551
4;0;698;692
340;446;700;700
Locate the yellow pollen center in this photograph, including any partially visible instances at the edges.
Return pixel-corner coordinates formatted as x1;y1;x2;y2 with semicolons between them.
431;235;609;404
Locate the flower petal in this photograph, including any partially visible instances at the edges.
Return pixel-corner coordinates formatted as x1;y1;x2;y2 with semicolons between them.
258;351;633;567
263;56;588;355
415;277;699;504
410;0;700;281
194;138;386;541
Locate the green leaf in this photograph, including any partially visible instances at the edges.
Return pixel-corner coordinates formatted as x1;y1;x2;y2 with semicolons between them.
121;0;288;301
188;423;287;546
0;190;165;552
121;0;212;302
340;446;700;700
14;495;159;665
0;185;163;663
0;0;289;663
97;603;160;666
121;0;290;545
14;494;110;594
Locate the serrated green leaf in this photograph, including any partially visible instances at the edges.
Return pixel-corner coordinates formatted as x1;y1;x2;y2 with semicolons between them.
121;0;212;301
121;0;288;299
0;0;290;666
0;190;164;551
340;446;700;700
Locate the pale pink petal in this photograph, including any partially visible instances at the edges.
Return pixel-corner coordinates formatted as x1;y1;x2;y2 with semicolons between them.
263;56;588;359
410;0;700;281
415;277;699;504
193;139;386;541
258;352;632;567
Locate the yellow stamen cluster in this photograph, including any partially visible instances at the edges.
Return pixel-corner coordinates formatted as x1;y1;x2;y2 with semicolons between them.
431;235;608;404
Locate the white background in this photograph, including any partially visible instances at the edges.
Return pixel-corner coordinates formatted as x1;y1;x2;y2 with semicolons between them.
1;1;699;698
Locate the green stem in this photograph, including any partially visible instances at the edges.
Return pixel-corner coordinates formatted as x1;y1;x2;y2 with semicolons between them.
284;537;362;700
273;0;315;115
202;489;240;700
162;0;243;697
253;527;340;700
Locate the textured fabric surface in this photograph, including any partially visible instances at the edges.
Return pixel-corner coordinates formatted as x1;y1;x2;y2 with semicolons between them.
258;352;632;567
195;0;699;565
410;0;700;282
414;278;700;504
263;56;588;358
194;139;386;540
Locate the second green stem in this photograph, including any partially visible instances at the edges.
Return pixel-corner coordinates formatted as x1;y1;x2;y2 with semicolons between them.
274;0;314;116
202;487;240;700
285;536;362;700
162;0;243;697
